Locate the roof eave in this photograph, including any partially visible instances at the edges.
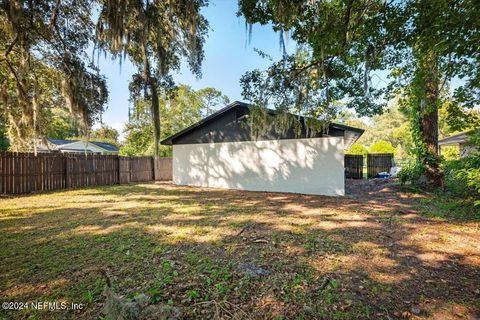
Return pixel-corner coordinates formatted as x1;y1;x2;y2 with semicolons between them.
161;101;365;145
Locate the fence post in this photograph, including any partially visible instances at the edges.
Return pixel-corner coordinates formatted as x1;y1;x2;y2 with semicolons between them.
152;156;156;181
129;157;132;183
117;156;121;184
64;156;70;189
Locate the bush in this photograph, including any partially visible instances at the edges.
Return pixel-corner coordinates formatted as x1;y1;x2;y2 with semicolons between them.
441;145;460;160
368;140;396;154
443;155;480;205
443;129;480;205
398;160;426;185
346;143;368;157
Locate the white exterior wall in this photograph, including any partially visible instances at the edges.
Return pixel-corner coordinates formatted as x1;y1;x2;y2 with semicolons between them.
173;136;345;196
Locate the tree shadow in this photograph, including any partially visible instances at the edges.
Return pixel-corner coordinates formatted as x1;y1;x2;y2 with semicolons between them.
0;183;479;319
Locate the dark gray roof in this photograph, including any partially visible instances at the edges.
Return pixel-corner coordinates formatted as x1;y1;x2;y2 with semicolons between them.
438;132;470;146
161;101;364;146
48;138;77;145
161;101;248;145
47;138;119;152
90;141;119;152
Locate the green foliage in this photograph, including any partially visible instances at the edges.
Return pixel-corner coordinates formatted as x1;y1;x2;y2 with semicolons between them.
444;158;480;204
443;130;480;205
238;0;480;188
440;146;460;161
68;125;120;149
121;85;228;157
350;104;413;153
0;121;10;151
345;143;367;157
1;0;208;154
398;160;426;185
196;88;230;116
368;140;396;154
96;0;209;155
439;100;480;138
247;104;323;139
418;195;480;221
43;108;79;140
1;2;108;150
90;125;119;146
120;100;156;157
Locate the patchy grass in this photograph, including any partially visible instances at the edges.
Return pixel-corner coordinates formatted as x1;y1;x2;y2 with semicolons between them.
416;195;480;222
0;182;479;319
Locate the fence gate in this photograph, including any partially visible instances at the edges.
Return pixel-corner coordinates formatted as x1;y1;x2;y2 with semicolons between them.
367;153;393;178
344;155;364;179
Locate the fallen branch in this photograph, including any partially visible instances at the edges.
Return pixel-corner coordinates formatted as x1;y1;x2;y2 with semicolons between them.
235;223;255;237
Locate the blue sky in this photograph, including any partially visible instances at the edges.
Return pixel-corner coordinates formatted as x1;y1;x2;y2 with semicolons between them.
97;1;295;139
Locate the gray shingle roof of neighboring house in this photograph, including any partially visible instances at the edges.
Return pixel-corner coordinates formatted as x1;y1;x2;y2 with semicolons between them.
89;141;119;152
438;132;470;146
47;138;119;152
48;139;78;145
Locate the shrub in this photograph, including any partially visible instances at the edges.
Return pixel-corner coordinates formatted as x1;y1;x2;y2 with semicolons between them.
441;145;460;160
346;143;368;157
443;129;480;205
368;140;396;154
443;155;480;205
398;160;426;185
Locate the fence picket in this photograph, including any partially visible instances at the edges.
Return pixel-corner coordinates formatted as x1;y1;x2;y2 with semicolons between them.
0;152;172;195
367;153;394;179
344;155;363;179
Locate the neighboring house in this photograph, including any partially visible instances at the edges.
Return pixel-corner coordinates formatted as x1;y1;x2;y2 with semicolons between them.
438;131;476;158
38;138;119;155
161;101;364;196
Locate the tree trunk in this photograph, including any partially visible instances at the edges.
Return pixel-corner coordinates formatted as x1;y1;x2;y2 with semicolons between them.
150;79;161;156
142;47;161;156
419;51;443;188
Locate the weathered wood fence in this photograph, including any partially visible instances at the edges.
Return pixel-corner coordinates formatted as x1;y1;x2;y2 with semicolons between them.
344;154;364;179
367;153;394;178
0;152;172;194
345;153;394;179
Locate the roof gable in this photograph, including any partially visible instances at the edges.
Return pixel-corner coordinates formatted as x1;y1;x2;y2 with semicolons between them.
161;101;364;148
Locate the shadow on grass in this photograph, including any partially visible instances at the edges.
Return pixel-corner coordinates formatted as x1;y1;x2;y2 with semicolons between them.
0;182;479;319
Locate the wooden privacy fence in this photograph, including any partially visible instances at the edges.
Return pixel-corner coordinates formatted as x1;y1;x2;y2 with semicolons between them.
344;154;364;179
155;157;173;181
367;153;394;178
0;152;172;194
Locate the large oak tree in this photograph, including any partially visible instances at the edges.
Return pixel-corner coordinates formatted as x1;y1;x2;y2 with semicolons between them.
238;0;480;188
1;0;208;155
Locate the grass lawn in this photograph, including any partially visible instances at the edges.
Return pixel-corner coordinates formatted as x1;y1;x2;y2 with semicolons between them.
0;182;479;319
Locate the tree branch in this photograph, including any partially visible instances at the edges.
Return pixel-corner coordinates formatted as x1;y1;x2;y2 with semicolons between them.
4;58;27;98
4;34;19;57
49;0;62;31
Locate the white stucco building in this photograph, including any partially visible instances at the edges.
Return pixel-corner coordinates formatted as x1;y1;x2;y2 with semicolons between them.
161;102;363;196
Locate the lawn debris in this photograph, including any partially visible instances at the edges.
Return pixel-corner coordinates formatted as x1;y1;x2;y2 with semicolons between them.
102;270;181;320
235;223;255;237
1;182;479;319
235;263;271;277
